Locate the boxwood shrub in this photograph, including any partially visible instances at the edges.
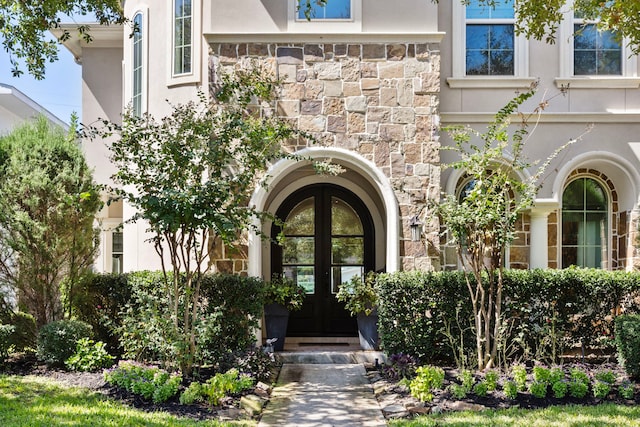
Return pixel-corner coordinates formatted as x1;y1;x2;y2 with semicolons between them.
37;319;93;366
615;314;640;379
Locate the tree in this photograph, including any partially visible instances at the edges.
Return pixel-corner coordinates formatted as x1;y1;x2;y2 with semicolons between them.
1;0;124;79
433;85;583;370
0;116;102;328
92;65;303;376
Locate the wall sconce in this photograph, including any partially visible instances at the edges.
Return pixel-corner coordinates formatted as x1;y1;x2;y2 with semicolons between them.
409;215;423;242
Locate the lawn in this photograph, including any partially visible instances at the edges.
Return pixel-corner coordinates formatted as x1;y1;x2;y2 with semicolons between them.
0;375;255;427
390;403;640;427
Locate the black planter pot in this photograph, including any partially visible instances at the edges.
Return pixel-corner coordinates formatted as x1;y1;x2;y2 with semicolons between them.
357;311;379;350
264;303;290;352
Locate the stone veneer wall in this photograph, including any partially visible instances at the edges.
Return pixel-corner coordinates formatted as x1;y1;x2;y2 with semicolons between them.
207;41;442;273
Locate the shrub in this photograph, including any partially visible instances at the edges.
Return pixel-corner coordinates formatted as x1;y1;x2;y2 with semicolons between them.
549;367;565;385
382;353;419;381
234;347;277;383
181;369;255;406
104;360;182;403
595;370;617;385
7;311;37;352
533;365;551;384
619;380;635;399
570;368;590;386
512;365;528;391
528;381;547;398
473;381;489;397
65;338;115;372
615;314;640;379
376;269;640;365
0;324;15;362
71;273;130;356
503;380;518;399
569;380;589;398
459;369;475;392
593;381;611;399
449;383;468;399
409;366;445;402
37;319;93;366
117;272;266;371
484;370;499;392
552;380;568;398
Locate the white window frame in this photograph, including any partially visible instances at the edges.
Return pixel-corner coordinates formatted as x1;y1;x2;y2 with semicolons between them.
448;0;532;89
288;0;362;33
111;231;124;274
131;11;146;116
168;0;201;86
556;2;639;88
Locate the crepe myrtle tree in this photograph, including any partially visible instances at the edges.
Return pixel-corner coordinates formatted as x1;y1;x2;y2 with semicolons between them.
89;65;311;375
432;84;586;370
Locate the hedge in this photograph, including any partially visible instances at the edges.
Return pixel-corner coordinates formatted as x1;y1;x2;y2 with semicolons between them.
376;268;640;365
615;315;640;379
71;271;266;370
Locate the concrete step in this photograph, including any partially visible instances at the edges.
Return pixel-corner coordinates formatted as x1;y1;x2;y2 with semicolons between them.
277;350;387;365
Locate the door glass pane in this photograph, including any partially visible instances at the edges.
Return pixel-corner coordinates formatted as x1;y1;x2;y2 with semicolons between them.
331;197;363;235
332;237;364;264
331;266;364;294
284;266;315;294
284;197;314;235
283;237;314;264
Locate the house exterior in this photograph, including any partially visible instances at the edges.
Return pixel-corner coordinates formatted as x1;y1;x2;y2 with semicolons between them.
59;0;640;339
0;83;68;134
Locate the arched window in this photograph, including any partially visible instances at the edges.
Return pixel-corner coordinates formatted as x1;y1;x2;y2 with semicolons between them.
562;177;608;268
132;12;143;116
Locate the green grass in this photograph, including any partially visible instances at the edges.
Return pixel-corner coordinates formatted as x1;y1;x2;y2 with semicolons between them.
0;375;255;427
390;404;640;427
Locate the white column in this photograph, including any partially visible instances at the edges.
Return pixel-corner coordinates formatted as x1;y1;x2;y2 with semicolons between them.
529;206;556;269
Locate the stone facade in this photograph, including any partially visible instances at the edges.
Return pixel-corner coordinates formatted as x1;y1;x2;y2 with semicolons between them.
207;41;442;273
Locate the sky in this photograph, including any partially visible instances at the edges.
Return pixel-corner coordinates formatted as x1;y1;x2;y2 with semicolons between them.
1;14;88;125
1;44;82;125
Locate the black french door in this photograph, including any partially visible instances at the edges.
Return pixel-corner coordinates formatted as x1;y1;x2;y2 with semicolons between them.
271;184;374;336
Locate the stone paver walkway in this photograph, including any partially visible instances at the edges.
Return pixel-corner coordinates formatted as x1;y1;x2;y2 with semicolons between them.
258;363;387;427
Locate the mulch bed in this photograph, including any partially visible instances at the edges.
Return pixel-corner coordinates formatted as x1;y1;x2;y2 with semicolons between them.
1;353;254;421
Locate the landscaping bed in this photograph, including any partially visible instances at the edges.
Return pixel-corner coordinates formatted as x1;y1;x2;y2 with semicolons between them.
1;353;275;423
366;361;639;421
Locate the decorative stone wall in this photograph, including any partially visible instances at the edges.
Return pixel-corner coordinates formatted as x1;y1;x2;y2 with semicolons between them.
208;41;442;272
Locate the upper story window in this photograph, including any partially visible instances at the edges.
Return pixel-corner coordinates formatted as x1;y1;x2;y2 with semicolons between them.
288;0;361;32
297;0;351;20
449;0;531;87
465;0;515;75
132;12;143;116
173;0;192;76
573;14;622;76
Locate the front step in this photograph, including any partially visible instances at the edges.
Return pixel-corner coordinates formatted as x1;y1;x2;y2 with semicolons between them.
277;350;387;365
283;336;360;352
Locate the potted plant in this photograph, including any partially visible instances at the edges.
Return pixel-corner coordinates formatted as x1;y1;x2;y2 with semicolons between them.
336;271;379;350
263;274;306;351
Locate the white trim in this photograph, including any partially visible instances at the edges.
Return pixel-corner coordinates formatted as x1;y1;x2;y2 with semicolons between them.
447;77;537;89
554;77;640;89
168;0;202;86
451;0;528;80
248;147;400;278
288;0;362;33
204;33;445;44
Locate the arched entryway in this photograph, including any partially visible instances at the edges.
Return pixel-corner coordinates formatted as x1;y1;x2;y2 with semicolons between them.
271;184;375;337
